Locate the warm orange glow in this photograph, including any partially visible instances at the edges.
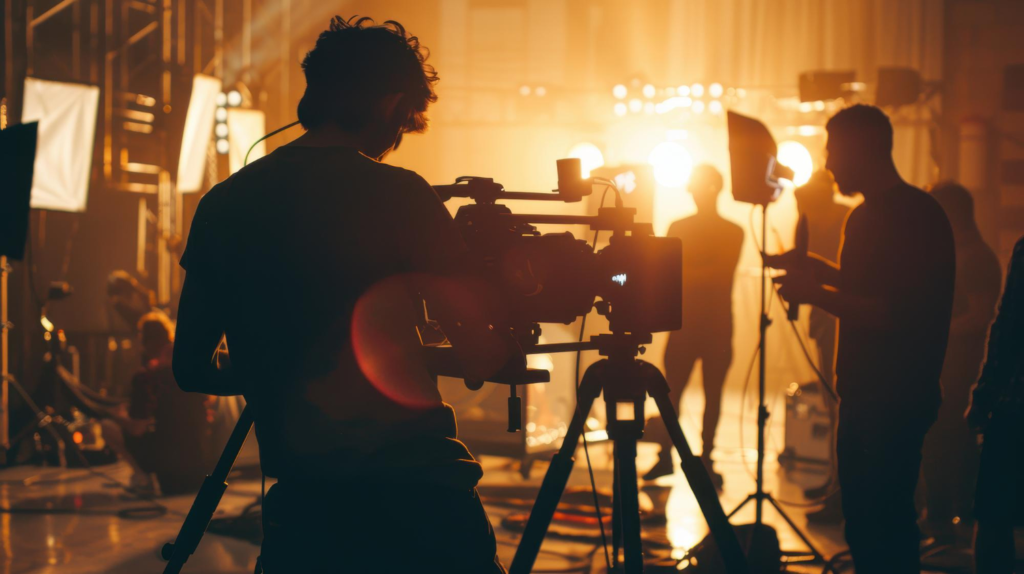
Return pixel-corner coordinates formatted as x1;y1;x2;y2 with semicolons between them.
72;432;83;445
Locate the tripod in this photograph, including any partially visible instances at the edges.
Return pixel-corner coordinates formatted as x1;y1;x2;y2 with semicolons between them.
510;333;748;574
162;405;256;574
726;204;823;562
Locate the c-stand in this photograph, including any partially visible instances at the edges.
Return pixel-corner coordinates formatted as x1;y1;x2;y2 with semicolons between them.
509;333;748;574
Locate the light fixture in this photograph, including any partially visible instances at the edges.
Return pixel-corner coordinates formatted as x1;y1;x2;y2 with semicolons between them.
648;141;693;188
709;83;724;98
691;83;704;98
613;102;628;117
612;84;628;99
642;84;656;98
567;142;605;179
777;141;814;186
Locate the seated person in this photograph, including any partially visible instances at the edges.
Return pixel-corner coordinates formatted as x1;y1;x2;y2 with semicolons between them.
101;311;215;496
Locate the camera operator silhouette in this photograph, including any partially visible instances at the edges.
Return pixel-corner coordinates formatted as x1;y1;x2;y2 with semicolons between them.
644;164;743;487
921;182;1002;547
766;104;955;573
173;16;509;573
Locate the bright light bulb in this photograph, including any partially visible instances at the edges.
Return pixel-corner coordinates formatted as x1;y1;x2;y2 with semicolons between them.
691;83;704;98
642;84;656;98
648;141;693;188
567;142;605;179
612;84;628;99
709;83;724;98
215;107;228;122
614;102;628;116
215;123;229;138
227;90;243;107
692;100;705;114
677;85;690;97
777;140;814;186
628;98;643;113
216;139;230;154
709;100;724;115
215;92;227;107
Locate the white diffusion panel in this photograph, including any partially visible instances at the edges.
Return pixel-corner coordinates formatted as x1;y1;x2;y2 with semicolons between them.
21;77;100;212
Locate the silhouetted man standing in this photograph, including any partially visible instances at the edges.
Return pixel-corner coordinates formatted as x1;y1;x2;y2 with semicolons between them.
645;164;743;486
768;105;955;572
922;182;1002;545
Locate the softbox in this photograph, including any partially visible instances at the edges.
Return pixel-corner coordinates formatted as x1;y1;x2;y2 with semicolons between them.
727;112;793;206
0;122;38;260
21;77;100;213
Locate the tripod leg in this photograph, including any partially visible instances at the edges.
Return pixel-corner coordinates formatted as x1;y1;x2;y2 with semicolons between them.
510;365;604;574
645;365;748;574
766;496;824;560
162;405;255;574
612;443;622;568
613;437;644;574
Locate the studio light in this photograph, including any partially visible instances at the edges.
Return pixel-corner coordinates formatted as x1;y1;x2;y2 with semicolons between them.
21;77;100;213
566;142;604;179
177;74;222;193
226;108;266;174
648;141;693;188
777;141;813;186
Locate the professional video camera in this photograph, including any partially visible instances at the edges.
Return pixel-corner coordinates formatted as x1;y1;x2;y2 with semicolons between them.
425;158;681;421
433;159;680;346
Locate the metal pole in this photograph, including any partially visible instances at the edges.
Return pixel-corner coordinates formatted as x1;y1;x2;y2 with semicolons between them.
756;204;768;524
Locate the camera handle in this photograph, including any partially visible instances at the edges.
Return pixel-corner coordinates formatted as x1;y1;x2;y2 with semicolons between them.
509;351;748;574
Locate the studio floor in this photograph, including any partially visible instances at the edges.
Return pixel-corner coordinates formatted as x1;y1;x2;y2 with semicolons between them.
0;384;981;573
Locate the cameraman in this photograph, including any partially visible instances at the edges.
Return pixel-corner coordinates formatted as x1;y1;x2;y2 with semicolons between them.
766;105;955;572
173;17;506;573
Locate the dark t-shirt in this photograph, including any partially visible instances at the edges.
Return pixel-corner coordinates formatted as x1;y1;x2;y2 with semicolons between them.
180;145;482;488
836;184;955;413
666;213;744;339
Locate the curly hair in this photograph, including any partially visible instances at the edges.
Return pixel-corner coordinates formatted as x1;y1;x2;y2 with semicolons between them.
297;16;439;132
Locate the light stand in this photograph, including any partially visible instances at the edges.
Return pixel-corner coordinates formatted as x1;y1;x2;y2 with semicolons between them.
725;203;824;563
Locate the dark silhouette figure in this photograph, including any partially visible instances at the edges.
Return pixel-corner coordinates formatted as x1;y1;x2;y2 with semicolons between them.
645;164;743;485
100;312;214;495
921;182;1002;545
793;170;849;524
767;104;955;573
967;235;1024;574
173;17;505;573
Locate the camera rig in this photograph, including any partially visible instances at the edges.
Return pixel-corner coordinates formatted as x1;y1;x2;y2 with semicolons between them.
425;159;682;432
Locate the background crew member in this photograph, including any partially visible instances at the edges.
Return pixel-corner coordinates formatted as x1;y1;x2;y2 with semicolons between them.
922;182;1002;545
645;164;743;486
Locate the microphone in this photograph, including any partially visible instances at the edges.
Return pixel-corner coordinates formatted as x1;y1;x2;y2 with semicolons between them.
788;214;809;321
